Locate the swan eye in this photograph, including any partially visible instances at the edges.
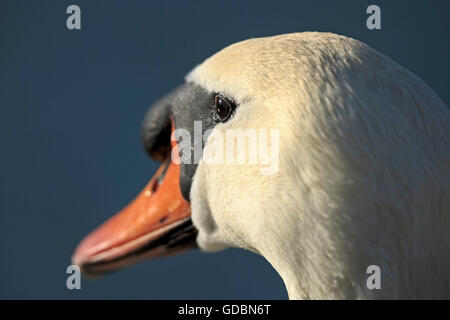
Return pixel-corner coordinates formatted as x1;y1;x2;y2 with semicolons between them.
213;95;234;122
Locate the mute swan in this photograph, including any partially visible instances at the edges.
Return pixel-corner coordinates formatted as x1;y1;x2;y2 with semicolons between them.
73;32;450;299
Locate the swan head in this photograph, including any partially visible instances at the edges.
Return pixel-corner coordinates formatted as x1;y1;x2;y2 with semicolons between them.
72;32;450;299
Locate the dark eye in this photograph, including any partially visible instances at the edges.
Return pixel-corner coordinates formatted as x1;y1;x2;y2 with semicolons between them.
214;95;234;122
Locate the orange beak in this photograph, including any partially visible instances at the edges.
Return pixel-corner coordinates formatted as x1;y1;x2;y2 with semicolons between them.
72;120;195;275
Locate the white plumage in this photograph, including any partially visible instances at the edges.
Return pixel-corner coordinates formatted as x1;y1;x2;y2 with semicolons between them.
187;32;450;299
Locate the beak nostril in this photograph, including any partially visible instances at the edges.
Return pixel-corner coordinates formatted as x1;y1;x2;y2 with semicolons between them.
151;180;159;194
149;160;170;195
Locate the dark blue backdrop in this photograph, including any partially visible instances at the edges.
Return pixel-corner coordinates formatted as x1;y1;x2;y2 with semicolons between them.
1;0;449;299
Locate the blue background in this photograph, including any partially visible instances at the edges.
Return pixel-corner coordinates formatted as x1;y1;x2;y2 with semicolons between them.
1;0;449;299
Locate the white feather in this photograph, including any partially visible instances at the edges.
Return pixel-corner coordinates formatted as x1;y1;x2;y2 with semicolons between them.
187;32;450;299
